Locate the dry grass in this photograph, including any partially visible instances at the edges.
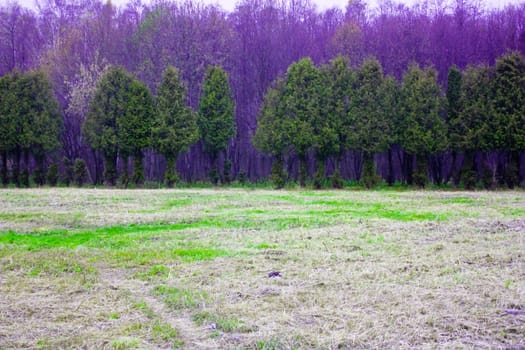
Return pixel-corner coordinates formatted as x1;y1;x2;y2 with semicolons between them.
0;188;524;349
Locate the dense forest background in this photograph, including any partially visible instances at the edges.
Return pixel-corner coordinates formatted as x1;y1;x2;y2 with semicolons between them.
1;0;525;187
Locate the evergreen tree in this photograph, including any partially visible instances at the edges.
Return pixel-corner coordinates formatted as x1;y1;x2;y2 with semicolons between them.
322;56;354;187
26;71;63;186
399;64;447;185
0;73;17;186
459;65;494;186
349;58;392;184
446;65;463;184
83;66;134;186
492;51;525;186
118;79;155;186
198;66;236;184
0;71;62;187
153;66;199;187
284;58;320;187
253;78;290;188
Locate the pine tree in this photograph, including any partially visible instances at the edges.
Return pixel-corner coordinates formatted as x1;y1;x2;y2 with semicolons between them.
198;66;236;184
153;66;199;187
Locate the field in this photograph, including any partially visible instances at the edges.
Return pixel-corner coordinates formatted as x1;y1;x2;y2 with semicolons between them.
0;188;524;349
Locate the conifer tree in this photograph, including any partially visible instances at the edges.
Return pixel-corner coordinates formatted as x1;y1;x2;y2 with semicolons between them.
153;66;199;187
198;66;236;184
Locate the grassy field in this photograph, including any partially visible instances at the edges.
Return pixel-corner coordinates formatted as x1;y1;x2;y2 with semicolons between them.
0;188;524;349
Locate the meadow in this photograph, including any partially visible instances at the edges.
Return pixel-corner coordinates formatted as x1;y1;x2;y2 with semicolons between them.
0;188;523;349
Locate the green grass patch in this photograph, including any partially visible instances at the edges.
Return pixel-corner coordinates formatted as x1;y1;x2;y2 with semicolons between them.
152;285;206;309
192;310;252;333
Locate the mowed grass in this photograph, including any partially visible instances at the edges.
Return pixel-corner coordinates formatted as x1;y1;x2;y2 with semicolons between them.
0;188;524;349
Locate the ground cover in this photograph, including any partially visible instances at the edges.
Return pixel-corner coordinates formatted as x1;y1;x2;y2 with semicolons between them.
0;188;523;349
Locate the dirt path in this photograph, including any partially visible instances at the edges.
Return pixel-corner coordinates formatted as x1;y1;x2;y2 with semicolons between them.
98;268;219;349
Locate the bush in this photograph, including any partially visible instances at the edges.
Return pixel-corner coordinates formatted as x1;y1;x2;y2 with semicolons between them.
46;161;59;186
413;159;427;188
223;159;232;185
504;161;519;189
132;157;144;186
208;167;220;185
313;162;325;189
362;158;381;189
237;170;248;184
270;158;287;189
62;157;74;186
74;158;88;187
330;168;344;189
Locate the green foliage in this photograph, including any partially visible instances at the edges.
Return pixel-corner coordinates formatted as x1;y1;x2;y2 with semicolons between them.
198;66;236;158
223;159;232;184
413;156;427;188
284;58;319;160
73;158;88;187
400;64;447;157
348;58;392;155
46;161;59;186
153;66;199;185
62;157;74;186
313;161;325;189
362;158;381;189
492;51;525;152
446;65;463;151
0;70;62;187
322;56;354;154
83;67;134;185
270;157;287;189
253;79;290;157
459;65;494;152
84;66;155;186
330;168;344;189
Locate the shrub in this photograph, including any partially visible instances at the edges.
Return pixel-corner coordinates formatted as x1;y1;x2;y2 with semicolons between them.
74;158;88;187
46;161;59;186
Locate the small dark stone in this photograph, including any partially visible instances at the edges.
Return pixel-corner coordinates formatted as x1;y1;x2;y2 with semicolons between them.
268;271;282;278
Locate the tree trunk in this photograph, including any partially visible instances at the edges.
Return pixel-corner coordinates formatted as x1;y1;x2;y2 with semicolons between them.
132;153;145;186
387;147;394;186
1;151;8;187
13;147;20;187
299;155;307;187
103;152;118;186
22;150;30;187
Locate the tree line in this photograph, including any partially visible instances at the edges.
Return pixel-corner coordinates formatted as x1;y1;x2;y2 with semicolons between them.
1;0;525;184
0;50;523;188
0;65;235;187
254;51;525;189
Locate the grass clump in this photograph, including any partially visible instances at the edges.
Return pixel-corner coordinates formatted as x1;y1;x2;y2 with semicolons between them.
192;310;251;333
152;285;206;309
111;337;140;350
